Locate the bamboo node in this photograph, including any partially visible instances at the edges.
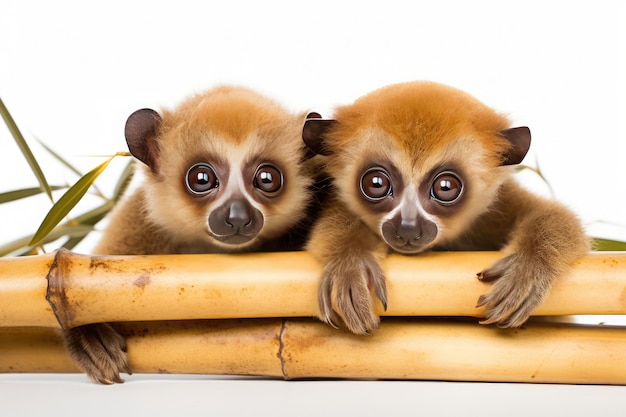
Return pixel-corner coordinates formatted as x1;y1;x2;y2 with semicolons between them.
45;248;75;329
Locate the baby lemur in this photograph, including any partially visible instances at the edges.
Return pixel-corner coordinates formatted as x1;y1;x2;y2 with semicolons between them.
65;86;316;383
303;81;588;335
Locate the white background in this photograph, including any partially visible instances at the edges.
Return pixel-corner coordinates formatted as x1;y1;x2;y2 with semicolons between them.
1;1;625;415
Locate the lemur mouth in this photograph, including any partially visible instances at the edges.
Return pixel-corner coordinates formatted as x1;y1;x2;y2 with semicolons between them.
210;232;258;246
381;217;438;254
386;240;428;254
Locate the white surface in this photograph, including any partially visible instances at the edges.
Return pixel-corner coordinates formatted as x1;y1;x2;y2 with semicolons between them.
1;374;626;417
1;0;625;414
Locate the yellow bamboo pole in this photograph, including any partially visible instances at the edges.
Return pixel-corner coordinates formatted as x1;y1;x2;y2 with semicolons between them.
0;252;59;327
2;318;625;384
1;249;625;328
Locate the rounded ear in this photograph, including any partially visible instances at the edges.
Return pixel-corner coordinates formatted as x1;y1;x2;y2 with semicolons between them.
302;113;337;157
125;108;162;172
500;126;531;166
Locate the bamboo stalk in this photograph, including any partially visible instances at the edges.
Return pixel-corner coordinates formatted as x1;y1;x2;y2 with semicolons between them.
1;318;625;384
1;249;625;328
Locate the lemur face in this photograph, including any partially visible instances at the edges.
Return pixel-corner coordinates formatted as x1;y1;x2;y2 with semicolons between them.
125;86;313;250
303;81;530;253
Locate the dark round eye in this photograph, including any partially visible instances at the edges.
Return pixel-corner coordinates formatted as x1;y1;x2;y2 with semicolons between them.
186;163;218;195
254;164;283;195
360;168;392;201
431;171;463;204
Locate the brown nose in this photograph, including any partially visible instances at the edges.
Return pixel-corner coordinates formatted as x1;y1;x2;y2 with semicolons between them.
208;198;263;245
225;199;252;231
395;220;422;244
381;214;437;253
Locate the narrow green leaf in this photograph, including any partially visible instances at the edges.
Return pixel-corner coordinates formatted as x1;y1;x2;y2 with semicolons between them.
0;186;64;204
0;97;54;202
57;201;116;250
0;235;32;257
72;201;116;225
35;137;83;177
0;202;115;257
15;247;40;257
0;224;94;257
60;229;95;251
591;238;626;251
61;234;94;251
36;137;113;200
24;225;94;256
28;153;123;246
112;159;135;201
48;224;96;241
61;236;89;251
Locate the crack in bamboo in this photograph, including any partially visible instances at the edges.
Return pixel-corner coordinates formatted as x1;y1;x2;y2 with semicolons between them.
277;318;289;380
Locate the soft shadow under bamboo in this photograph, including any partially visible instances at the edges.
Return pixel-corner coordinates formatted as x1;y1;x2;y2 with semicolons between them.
2;318;625;384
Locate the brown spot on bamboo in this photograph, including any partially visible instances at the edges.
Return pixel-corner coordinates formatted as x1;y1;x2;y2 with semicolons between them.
134;275;151;289
45;248;75;329
89;258;109;270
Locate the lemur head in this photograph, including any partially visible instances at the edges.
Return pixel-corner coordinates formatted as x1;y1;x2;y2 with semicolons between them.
125;86;313;250
303;81;530;254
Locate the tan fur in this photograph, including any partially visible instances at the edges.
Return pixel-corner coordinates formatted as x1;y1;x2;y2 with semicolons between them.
95;86;314;255
307;81;588;335
69;86;316;383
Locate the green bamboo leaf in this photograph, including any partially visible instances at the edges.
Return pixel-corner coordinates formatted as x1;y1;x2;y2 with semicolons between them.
61;235;90;251
0;235;32;257
0;186;64;204
35;136;82;177
61;230;95;251
591;238;626;251
41;224;95;243
0;97;54;202
35;137;113;200
112;159;135;201
28;153;125;246
0;202;115;257
61;201;116;250
14;247;40;257
0;224;95;257
20;225;94;256
72;201;116;225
